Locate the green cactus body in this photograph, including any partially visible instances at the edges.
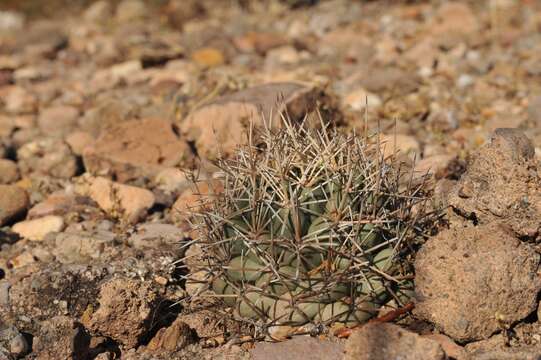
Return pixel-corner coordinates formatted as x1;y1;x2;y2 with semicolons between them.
185;121;432;329
227;256;266;282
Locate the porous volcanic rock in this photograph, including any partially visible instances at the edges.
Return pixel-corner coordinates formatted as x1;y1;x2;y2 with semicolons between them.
414;223;541;342
449;128;541;239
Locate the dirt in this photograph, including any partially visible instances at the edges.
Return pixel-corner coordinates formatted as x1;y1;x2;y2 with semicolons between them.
1;0;541;359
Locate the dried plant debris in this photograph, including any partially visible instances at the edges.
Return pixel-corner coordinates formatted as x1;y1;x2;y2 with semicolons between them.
181;119;435;335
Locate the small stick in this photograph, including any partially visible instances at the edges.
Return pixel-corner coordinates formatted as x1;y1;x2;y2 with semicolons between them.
334;302;415;338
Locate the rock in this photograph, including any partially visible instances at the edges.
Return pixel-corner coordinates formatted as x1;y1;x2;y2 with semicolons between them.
170;180;223;224
527;95;541;126
13;65;53;82
265;46;304;67
379;133;421;160
32;316;91;360
414;155;454;179
146;318;197;352
17;21;68;57
0;115;15;138
178;309;236;339
115;0;147;22
55;230;115;264
0;322;30;358
3;86;37;114
0;281;9;306
344;323;445;360
76;175;155;224
180;83;332;159
457;74;475;88
12;215;65;241
449;128;541;238
128;223;184;249
342;88;382;111
17;138;79;178
153;167;190;195
83;0;113;23
8;265;106;320
163;0;205;29
423;334;467;360
65;131;94;156
79;97;140;136
433;178;458;209
0;11;24;32
82;276;160;349
108;60;142;81
37;105;79;137
234;32;289;54
0;159;19;184
7;251;37;269
191;47;225;67
83;118;192;183
465;334;541;360
27;192;79;218
414;223;541;342
0;185;29;226
251;336;344;360
430;2;479;47
359;67;420;95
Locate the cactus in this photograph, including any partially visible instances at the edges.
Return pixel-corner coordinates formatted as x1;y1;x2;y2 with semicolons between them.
182;120;432;329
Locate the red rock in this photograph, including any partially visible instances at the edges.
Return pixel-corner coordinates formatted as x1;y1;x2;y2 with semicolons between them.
83;118;193;183
345;323;445;360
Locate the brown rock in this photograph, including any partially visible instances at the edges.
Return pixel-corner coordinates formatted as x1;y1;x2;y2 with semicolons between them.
449;128;541;238
234;32;289;54
83;118;192;183
83;0;113;23
0;115;15;138
359;67;420;95
0;185;29;226
0;159;19;184
83;277;159;349
27;192;81;218
16;21;68;57
379;133;421;160
37;105;79;137
32;316;91;360
414;223;541;342
163;0;205;29
79;97;141;137
76;175;155;224
191;47;225;67
55;230;115;264
465;334;541;360
146;318;197;352
65;131;94;156
344;323;445;360
7;265;106;322
170;180;223;224
180;83;332;159
154;167;190;195
415;155;454;179
115;0;146;22
424;334;468;360
17;138;79;178
3;86;37;114
178;309;235;339
430;2;479;47
12;215;65;241
251;336;344;360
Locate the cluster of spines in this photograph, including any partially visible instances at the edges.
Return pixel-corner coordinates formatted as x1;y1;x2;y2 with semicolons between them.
182;120;429;328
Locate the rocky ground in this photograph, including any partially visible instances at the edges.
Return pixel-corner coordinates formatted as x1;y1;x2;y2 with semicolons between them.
1;0;541;359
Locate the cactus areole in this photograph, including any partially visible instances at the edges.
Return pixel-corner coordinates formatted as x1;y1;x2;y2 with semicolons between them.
183;121;430;329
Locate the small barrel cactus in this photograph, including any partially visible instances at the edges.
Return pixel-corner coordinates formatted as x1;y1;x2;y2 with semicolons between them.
183;121;430;329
